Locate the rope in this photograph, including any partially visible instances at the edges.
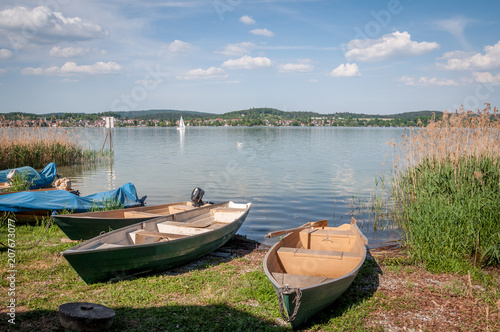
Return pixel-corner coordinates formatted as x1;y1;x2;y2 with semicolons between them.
24;218;53;250
277;285;303;323
1;217;53;250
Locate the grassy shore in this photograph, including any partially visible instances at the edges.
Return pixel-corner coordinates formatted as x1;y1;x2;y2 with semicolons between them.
0;127;112;169
0;221;498;331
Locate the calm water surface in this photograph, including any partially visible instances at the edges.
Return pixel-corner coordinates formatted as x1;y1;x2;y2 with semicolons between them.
59;127;404;248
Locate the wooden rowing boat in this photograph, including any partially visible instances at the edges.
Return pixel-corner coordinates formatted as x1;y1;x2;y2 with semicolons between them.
61;201;251;284
53;201;199;240
263;218;368;329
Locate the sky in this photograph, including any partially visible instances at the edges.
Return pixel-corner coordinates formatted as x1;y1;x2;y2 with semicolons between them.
0;0;499;115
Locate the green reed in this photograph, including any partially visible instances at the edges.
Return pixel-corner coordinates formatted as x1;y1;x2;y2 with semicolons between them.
88;197;125;212
0;127;112;169
391;105;500;271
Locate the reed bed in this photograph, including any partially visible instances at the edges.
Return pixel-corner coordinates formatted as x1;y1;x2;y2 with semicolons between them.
391;104;500;271
0;127;112;169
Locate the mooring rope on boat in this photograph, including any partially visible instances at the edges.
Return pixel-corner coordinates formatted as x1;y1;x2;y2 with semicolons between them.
277;285;302;323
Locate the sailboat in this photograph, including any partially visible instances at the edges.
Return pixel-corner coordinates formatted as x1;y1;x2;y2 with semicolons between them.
177;116;186;130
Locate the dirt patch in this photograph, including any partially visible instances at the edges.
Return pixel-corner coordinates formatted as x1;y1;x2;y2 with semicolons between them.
363;250;500;332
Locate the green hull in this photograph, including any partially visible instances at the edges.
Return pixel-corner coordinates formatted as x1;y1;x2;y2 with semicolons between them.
62;202;250;284
54;215;152;240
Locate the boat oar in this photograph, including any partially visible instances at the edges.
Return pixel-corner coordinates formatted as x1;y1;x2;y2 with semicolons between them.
265;219;327;238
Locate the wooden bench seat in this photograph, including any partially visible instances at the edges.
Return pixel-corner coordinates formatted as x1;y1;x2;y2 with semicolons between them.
303;228;355;238
276;246;363;278
277;247;344;260
168;205;195;213
168;215;214;228
135;231;186;244
211;207;246;213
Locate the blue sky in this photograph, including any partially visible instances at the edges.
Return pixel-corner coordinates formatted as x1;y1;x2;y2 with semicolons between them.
0;0;499;115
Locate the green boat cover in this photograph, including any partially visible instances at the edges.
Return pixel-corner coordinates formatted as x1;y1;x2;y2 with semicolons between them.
0;182;145;213
0;163;57;189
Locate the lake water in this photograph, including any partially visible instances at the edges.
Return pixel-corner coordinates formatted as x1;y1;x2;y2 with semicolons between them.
58;127;404;248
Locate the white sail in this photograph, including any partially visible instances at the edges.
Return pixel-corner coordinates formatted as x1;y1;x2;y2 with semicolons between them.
177;116;185;130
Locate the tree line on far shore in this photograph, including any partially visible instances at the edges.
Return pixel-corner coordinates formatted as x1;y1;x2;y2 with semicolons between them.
0;108;443;128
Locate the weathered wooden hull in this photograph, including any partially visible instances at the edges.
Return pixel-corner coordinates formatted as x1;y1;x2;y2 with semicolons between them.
263;218;367;329
53;202;195;240
61;201;251;284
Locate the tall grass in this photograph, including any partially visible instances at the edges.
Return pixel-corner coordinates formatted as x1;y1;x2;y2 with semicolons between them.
0;127;112;169
391;104;500;271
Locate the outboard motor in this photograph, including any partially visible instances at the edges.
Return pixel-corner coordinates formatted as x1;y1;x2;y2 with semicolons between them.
191;187;205;207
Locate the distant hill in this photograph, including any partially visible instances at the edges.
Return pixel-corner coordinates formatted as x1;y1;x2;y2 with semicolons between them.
222;107;321;119
390;110;443;119
324;110;442;119
220;108;442;120
116;109;214;120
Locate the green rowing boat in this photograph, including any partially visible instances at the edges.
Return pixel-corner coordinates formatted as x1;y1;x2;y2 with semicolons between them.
61;201;251;284
53;201;198;240
263;218;367;329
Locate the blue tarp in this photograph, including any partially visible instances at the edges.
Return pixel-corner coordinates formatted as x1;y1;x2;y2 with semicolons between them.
0;163;58;189
0;183;145;213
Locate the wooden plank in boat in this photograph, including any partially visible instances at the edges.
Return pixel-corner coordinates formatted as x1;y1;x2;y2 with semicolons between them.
168;205;195;213
168;216;214;228
135;231;186;244
211;207;246;213
271;272;332;288
277;247;344;260
123;211;162;218
304;228;354;238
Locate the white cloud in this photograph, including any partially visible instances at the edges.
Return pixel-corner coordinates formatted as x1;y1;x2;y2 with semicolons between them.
399;76;458;86
49;46;89;58
0;68;6;74
472;71;500;84
21;61;122;76
217;42;255;56
166;40;191;53
239;15;255;25
277;60;314;73
437;41;500;70
330;63;361;77
434;16;473;49
345;31;439;62
250;28;275;37
178;66;228;80
0;48;13;59
222;55;272;70
0;6;106;48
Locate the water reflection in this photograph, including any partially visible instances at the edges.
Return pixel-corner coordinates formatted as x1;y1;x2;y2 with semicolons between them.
179;127;185;153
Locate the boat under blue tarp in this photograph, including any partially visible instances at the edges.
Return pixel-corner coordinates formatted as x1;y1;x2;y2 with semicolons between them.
0;163;58;189
0;183;146;213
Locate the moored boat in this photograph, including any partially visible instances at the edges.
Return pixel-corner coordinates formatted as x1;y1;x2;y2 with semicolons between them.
61;201;251;284
0;162;58;193
0;183;145;222
263;218;368;329
53;201;199;240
